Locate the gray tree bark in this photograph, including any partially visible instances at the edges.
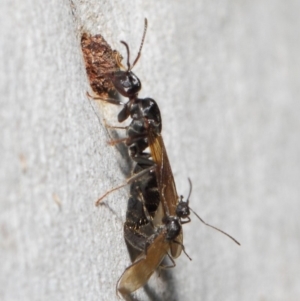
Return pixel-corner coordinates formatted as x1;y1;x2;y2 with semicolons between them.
1;0;300;300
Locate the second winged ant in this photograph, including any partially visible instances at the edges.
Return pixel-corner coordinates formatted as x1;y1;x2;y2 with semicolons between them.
118;213;183;298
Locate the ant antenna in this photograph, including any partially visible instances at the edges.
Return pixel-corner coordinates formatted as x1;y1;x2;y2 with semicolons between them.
173;240;192;261
131;18;148;70
186;178;193;204
186;178;240;246
120;18;148;72
120;41;131;71
189;207;240;246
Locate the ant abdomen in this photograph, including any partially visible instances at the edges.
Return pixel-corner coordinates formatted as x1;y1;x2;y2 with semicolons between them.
130;163;160;217
124;160;160;262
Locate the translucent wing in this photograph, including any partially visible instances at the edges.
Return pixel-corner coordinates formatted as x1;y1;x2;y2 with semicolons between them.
117;231;169;297
148;131;177;216
147;129;183;258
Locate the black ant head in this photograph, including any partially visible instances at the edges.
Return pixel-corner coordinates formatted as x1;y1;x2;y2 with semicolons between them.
110;19;147;99
176;198;190;219
163;216;181;241
176;178;193;219
110;69;141;98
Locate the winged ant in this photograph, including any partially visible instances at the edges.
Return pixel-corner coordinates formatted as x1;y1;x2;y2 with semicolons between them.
117;214;183;298
82;18;240;299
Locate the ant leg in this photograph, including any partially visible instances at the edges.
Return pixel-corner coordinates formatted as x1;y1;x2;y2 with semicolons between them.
108;133;147;146
173;240;192;261
158;253;176;276
136;188;154;228
103;118;128;130
105;124;128;130
86;91;124;106
180;216;191;225
107;137;129;146
95;165;156;206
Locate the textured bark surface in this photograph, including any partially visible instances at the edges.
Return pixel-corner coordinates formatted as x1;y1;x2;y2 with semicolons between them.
1;0;300;300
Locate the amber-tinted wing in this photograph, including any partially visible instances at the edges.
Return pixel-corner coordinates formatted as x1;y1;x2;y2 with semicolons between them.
147;129;183;258
148;131;177;216
117;231;170;297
